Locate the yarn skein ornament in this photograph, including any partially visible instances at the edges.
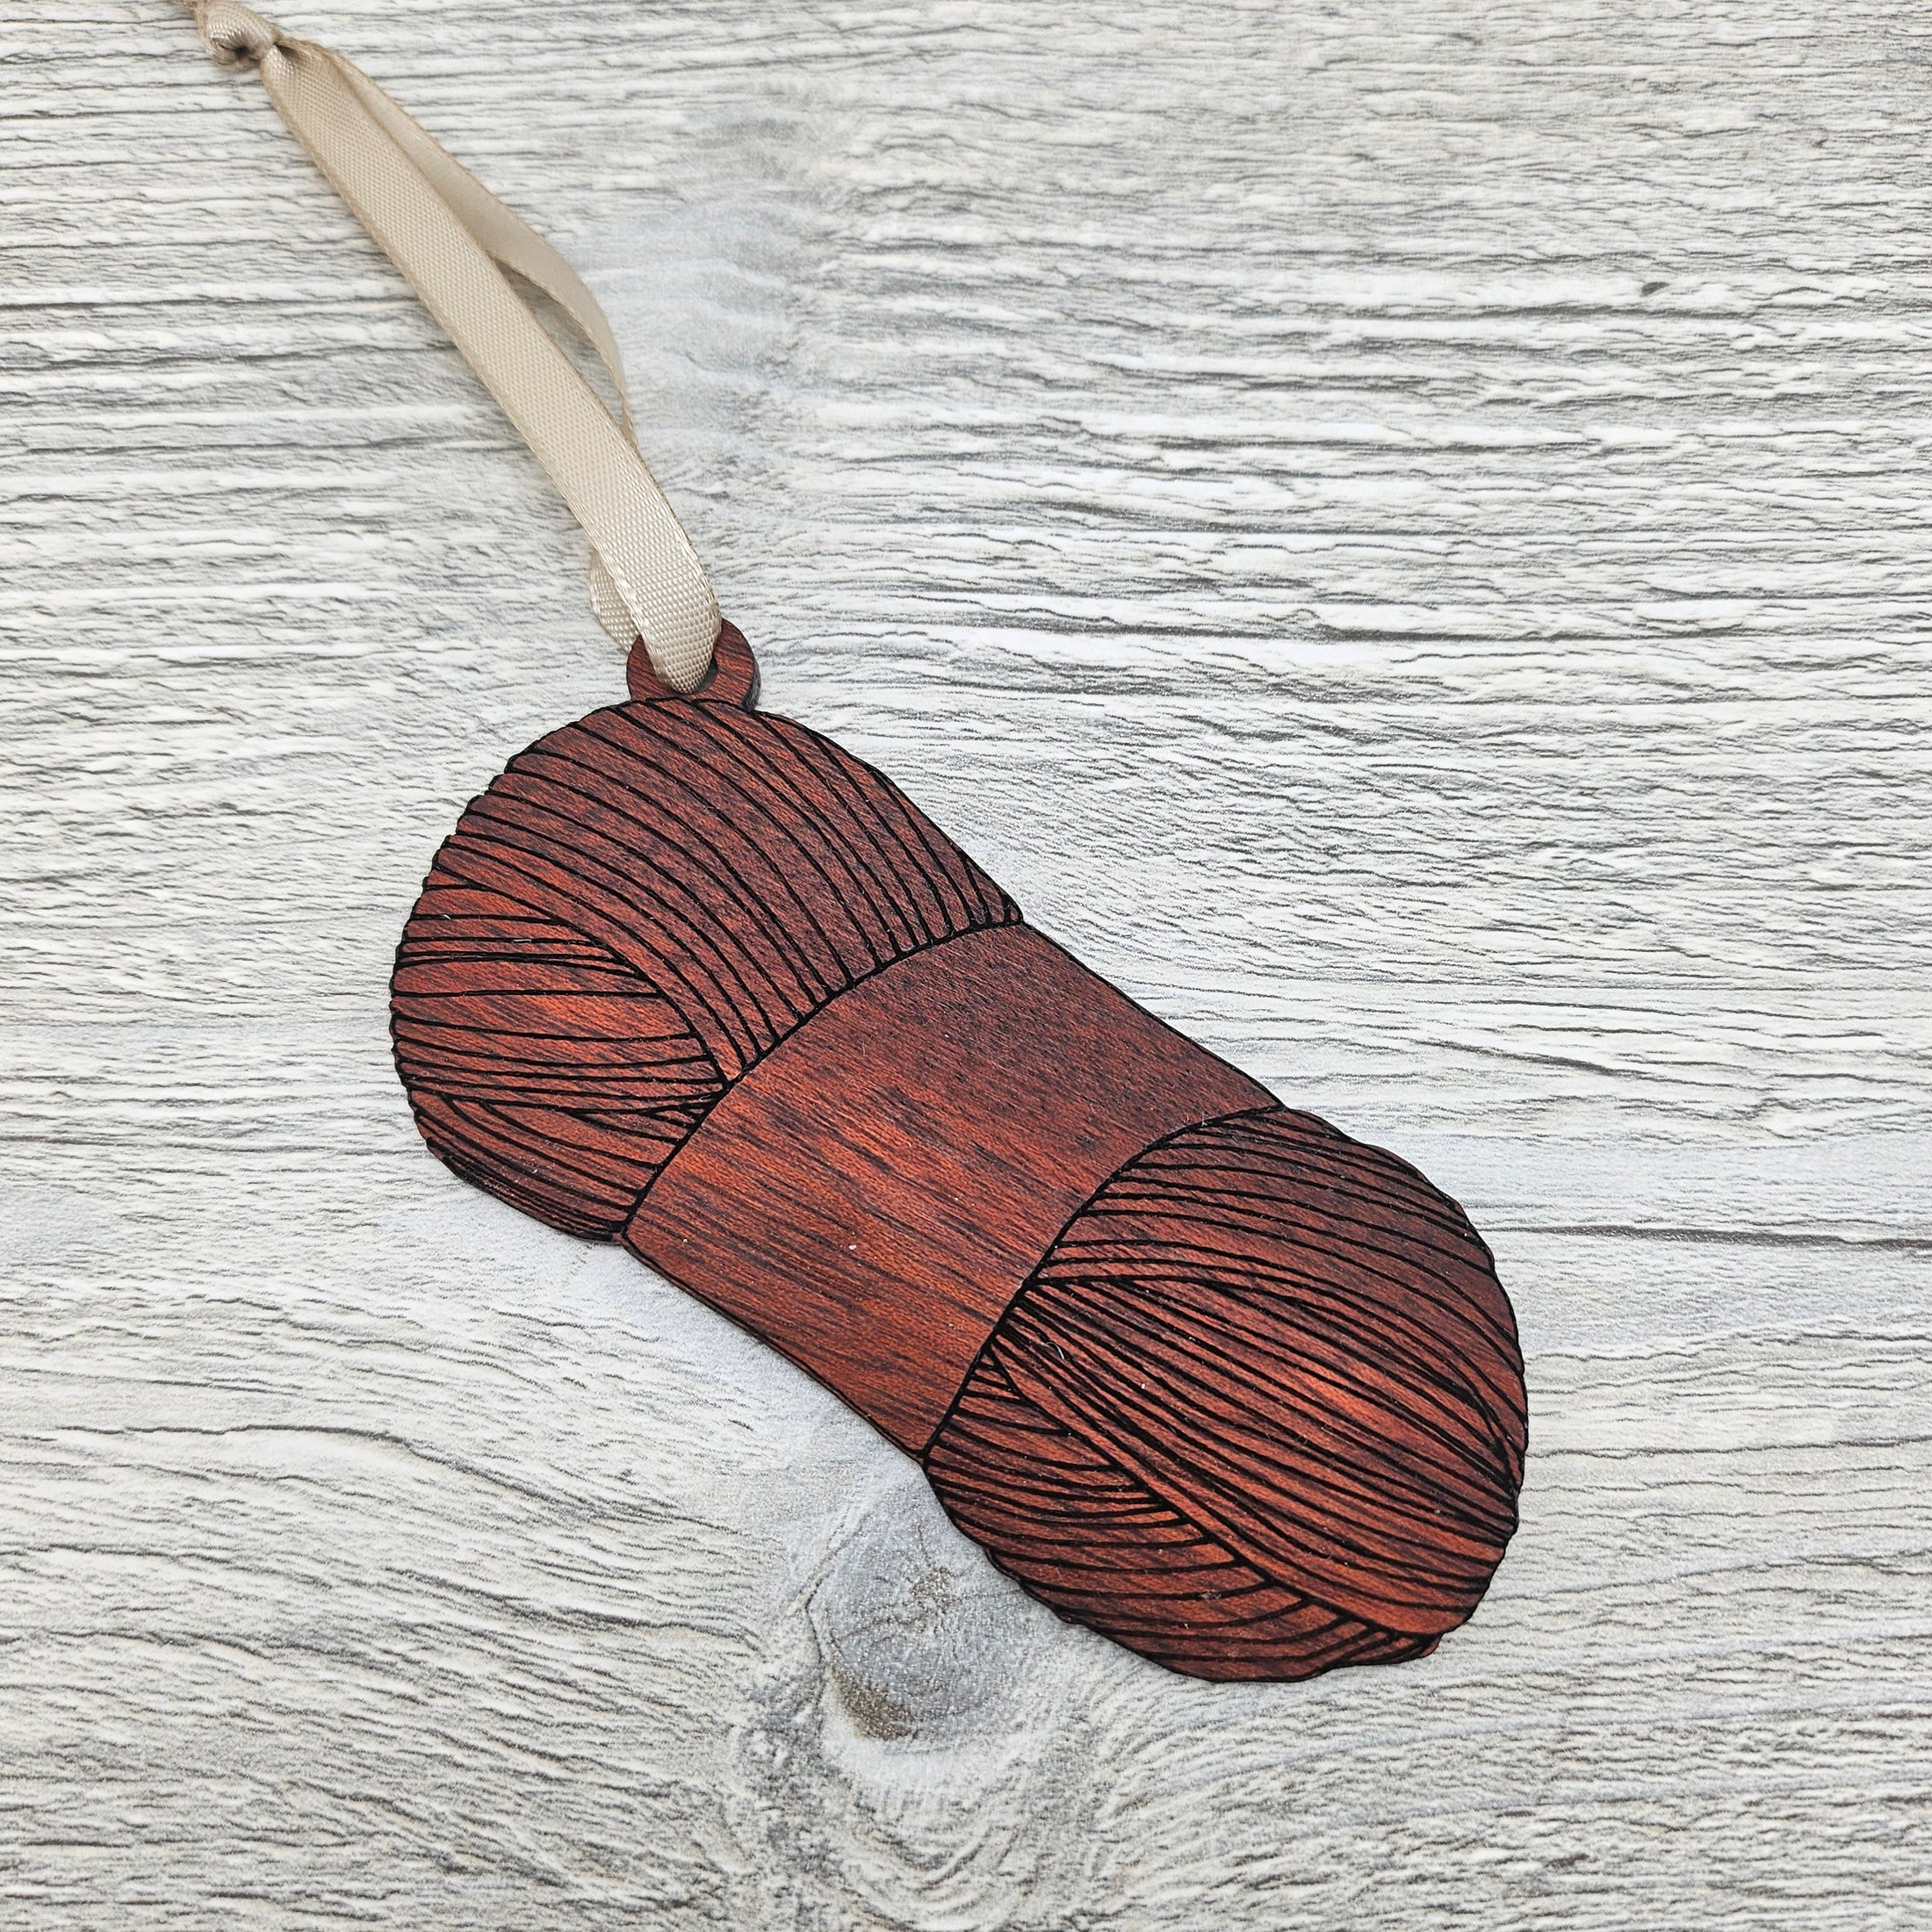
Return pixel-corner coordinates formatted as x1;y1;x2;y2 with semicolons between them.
176;0;1526;1683
393;629;1529;1682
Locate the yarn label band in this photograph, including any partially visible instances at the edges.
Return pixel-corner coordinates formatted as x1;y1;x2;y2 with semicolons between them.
624;924;1271;1453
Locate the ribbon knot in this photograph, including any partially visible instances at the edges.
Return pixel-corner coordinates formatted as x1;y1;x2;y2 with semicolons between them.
184;2;284;69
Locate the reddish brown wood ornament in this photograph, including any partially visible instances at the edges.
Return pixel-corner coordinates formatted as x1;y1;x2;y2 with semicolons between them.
393;624;1527;1682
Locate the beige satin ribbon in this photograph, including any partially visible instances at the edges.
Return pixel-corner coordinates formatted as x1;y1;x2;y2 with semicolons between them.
176;0;719;692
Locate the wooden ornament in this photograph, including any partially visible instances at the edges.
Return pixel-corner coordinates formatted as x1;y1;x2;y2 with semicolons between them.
392;624;1527;1681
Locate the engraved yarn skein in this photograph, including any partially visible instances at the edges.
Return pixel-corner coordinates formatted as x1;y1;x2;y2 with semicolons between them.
393;626;1528;1683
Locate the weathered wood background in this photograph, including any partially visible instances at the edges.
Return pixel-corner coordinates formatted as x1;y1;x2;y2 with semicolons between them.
5;1;1929;1923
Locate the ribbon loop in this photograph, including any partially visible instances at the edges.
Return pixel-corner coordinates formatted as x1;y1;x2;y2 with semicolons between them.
173;2;719;691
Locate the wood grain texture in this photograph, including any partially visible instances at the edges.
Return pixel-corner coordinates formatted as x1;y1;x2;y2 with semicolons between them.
4;0;1930;1923
629;919;1270;1455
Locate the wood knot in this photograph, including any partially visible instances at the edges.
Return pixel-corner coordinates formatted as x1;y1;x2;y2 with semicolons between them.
810;1489;1035;1742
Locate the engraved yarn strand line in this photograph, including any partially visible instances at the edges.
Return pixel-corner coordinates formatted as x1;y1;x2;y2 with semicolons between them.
1055;1217;1522;1457
172;1;719;690
583;706;948;970
1020;1258;1517;1504
394;689;1020;1231
439;818;786;1078
655;710;948;955
571;708;1014;1015
570;711;912;980
999;1306;1517;1594
475;719;994;1065
926;1366;1433;1678
538;708;937;998
926;1107;1527;1668
501;757;852;1022
1013;1273;1517;1559
667;706;1008;954
472;786;808;1049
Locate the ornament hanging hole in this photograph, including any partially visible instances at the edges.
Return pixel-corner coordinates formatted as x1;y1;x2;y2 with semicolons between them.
628;620;759;709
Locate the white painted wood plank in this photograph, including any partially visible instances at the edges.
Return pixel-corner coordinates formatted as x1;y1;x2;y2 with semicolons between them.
4;1;1928;1924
